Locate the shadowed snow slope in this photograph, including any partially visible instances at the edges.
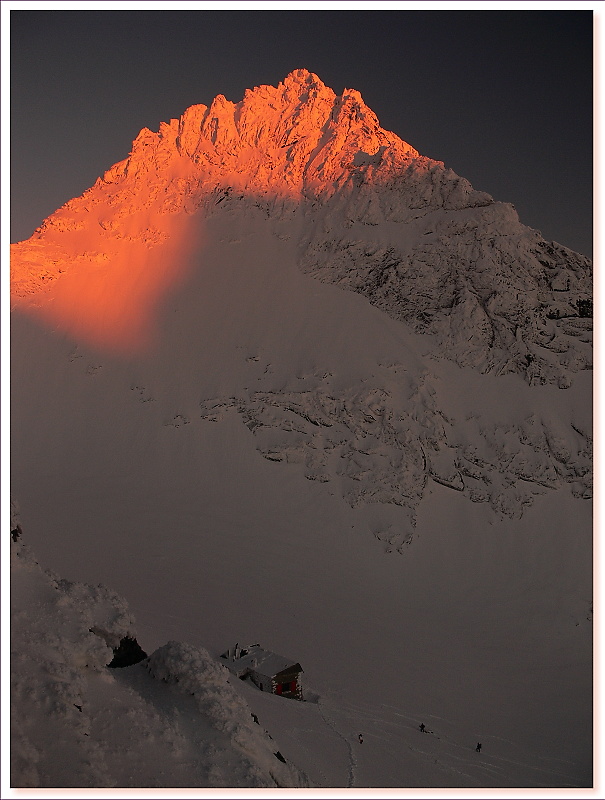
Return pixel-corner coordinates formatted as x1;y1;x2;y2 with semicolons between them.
10;71;592;789
10;526;309;789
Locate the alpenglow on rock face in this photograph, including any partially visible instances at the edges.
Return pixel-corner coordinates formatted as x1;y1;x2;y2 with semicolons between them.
11;70;592;538
11;69;591;386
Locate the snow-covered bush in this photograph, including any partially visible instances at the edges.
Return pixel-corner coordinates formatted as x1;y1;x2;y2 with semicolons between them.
11;523;309;788
146;641;309;786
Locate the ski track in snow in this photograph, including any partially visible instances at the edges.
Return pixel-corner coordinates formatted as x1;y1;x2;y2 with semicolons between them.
285;726;332;787
317;698;358;788
313;695;585;788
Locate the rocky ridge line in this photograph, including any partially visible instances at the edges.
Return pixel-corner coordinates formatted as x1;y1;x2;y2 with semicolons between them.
11;70;592;386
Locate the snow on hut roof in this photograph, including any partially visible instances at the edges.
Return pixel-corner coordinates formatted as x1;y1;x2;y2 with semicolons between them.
226;645;301;678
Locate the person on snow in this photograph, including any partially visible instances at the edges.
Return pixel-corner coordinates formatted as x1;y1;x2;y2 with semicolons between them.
419;723;426;733
358;733;363;744
476;742;482;753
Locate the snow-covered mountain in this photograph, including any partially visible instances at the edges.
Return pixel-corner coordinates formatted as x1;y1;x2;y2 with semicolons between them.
11;69;591;385
10;70;592;789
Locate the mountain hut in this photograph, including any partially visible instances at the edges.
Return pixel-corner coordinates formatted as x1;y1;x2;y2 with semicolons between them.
220;644;303;700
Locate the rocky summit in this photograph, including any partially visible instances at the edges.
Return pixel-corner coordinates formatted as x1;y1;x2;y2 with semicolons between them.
11;69;591;384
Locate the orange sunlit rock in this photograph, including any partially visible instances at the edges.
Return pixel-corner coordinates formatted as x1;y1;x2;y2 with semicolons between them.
10;69;423;354
11;198;201;355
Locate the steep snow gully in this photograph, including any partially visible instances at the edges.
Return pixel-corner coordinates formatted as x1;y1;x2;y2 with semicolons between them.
10;70;592;789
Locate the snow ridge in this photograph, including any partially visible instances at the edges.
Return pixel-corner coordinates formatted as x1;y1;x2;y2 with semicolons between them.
10;521;309;788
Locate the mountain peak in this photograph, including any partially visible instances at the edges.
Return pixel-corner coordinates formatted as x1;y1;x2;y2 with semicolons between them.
55;71;421;207
281;67;325;87
11;70;591;386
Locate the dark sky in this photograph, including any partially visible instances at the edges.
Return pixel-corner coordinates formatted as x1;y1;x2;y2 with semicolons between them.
10;8;594;256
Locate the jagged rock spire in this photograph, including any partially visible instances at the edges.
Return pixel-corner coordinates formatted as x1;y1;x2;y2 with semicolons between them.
11;71;591;388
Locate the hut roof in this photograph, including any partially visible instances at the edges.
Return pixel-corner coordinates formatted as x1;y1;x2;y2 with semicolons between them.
224;645;302;678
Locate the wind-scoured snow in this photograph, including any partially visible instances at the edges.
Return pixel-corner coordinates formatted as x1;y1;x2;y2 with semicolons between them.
9;70;592;790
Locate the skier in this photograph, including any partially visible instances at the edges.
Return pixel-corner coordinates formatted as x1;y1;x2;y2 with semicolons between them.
419;723;425;733
358;733;363;744
476;742;482;753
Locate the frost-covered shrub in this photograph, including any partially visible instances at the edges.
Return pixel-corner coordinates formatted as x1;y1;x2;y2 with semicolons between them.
146;641;309;787
147;641;253;736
